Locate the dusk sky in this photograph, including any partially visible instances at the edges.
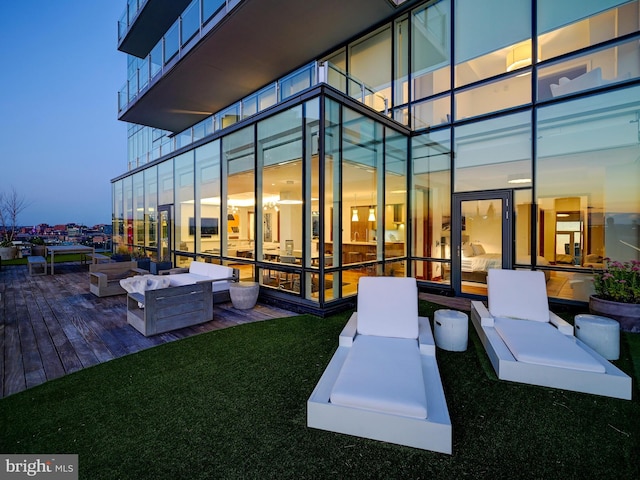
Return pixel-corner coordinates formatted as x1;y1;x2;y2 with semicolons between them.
0;1;127;227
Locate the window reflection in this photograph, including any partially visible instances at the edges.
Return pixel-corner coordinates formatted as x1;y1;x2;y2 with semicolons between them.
537;86;640;268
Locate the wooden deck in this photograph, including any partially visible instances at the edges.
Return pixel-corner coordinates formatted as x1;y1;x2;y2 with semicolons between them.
0;262;297;399
0;262;471;399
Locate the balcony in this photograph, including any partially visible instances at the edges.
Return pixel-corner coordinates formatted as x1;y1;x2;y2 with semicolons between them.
117;0;404;133
118;0;193;58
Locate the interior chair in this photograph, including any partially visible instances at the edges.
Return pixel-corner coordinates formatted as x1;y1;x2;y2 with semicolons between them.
471;269;631;399
307;276;452;453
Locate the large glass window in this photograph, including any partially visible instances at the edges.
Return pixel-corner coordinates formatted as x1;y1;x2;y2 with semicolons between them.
132;172;145;249
412;130;451;283
537;85;640;267
174;151;195;265
537;37;640;101
394;15;410;107
158;159;174;206
384;128;407;263
349;27;392;111
455;74;531;120
412;0;451;100
454;111;532;192
113;180;124;250
123;176;134;247
324;99;341;300
257;106;303;269
455;0;531;86
342;107;383;296
538;0;638;61
223;126;255;259
144;166;157;251
195;141;221;257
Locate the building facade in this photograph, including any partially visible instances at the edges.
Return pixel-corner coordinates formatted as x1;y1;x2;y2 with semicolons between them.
113;0;640;314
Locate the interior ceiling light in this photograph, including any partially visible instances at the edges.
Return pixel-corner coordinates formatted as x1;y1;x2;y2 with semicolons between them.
506;41;532;72
368;208;376;222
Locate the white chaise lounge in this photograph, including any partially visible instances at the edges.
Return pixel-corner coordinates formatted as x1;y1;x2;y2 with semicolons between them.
307;277;452;454
471;269;631;400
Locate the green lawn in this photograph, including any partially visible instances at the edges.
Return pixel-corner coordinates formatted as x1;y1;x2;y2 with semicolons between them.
1;302;638;479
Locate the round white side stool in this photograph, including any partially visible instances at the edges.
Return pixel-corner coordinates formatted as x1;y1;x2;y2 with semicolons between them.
229;282;259;309
575;314;620;360
434;309;469;352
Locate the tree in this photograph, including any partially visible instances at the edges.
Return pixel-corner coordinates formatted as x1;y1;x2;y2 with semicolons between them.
0;187;29;244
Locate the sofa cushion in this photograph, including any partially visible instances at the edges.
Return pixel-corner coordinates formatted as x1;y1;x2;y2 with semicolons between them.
356;277;419;339
189;261;234;280
168;261;235;293
330;335;427;418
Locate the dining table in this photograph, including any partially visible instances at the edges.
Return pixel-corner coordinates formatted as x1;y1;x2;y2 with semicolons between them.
47;245;95;274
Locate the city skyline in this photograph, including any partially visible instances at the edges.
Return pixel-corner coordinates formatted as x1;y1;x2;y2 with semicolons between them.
0;1;126;227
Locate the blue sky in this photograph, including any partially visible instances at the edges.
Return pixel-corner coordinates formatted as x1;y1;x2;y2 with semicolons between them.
0;1;127;227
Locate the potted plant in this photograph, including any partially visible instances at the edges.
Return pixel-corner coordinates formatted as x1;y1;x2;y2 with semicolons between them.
0;238;17;260
590;258;640;332
112;245;132;262
30;236;47;257
132;247;151;271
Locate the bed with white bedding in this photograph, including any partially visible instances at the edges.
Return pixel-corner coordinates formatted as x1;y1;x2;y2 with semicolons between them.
461;244;550;283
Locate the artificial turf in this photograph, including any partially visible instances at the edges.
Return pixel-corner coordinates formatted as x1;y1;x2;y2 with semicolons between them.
1;303;638;479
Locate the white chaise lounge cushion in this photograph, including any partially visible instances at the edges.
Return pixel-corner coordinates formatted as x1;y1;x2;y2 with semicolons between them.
494;318;605;373
330;335;427;419
356;277;419;339
488;269;549;322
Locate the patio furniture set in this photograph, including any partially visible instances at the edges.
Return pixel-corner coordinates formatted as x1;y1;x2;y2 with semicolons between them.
85;258;242;336
307;271;632;456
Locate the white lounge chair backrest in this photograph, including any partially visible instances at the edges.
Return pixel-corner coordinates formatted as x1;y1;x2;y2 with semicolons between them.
356;276;419;339
488;269;549;322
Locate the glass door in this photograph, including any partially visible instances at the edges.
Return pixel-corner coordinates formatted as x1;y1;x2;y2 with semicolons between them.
452;191;512;296
158;205;172;264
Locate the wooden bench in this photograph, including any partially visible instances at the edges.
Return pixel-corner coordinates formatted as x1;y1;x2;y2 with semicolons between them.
127;280;214;336
27;255;47;276
82;253;111;265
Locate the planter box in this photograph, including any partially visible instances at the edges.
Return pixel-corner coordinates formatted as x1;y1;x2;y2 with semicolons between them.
150;261;172;275
0;246;17;260
589;295;640;333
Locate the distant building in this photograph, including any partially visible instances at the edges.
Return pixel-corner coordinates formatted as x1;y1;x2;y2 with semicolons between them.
112;0;640;313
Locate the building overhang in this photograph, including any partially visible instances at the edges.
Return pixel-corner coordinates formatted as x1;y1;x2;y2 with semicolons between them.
118;0;416;133
118;0;193;58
